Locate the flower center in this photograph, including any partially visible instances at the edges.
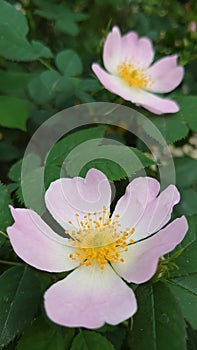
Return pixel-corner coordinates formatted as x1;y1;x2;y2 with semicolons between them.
117;60;152;89
66;206;135;270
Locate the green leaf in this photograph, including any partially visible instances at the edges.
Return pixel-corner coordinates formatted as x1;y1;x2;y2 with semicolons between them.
129;282;186;350
77;79;101;92
33;0;88;36
40;70;61;92
45;125;106;186
0;96;28;131
20;167;46;215
75;79;101;102
0;141;20;162
175;189;197;216
167;275;197;329
66;145;155;181
0;182;12;231
0;267;41;347
174;215;197;252
174;157;197;189
56;50;83;76
0;69;36;97
149;114;188;144
8;159;22;182
104;326;126;350
0;233;6;247
0;0;52;61
54;76;75;97
170;215;197;278
28;70;61;105
16;316;75;350
175;96;197;132
71;331;114;350
8;154;46;214
187;323;197;350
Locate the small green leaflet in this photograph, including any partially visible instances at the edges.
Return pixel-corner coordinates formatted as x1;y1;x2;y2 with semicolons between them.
0;267;41;347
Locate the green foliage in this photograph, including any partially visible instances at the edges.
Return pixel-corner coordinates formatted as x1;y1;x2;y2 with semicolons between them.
0;96;28;131
33;0;88;36
0;182;12;231
45;125;107;186
0;0;52;61
174;157;197;189
176;96;197;133
55;50;83;76
0;0;196;348
170;215;197;278
28;70;61;105
166;215;197;329
129;282;186;350
69;145;155;180
71;331;114;350
168;275;197;330
0;267;41;347
141;112;189;145
16;316;75;350
142;95;197;145
187;324;197;350
175;189;197;216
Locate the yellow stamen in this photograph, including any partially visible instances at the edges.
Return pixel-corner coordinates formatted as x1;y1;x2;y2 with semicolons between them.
117;61;153;89
67;208;135;269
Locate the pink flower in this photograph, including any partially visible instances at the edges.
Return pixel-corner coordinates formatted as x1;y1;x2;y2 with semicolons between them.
7;169;188;329
92;26;184;114
188;21;196;33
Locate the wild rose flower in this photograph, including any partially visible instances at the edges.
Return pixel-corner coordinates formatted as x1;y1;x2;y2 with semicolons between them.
92;26;184;114
7;169;188;329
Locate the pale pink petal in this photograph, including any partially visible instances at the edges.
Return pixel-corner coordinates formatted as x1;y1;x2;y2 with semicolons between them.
112;177;160;229
121;31;138;59
112;216;188;284
132;184;180;241
103;27;154;72
103;26;122;74
136;90;180;114
92;64;179;114
45;168;111;230
44;263;137;329
7;206;79;272
120;31;154;68
147;55;184;93
92;64;134;99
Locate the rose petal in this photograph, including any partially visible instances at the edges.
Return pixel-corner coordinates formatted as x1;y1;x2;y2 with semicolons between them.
132;184;180;241
92;64;133;99
92;64;179;114
44;263;137;329
7;206;78;272
45;168;111;230
147;55;184;93
112;216;188;284
103;26;122;74
121;31;138;60
112;177;160;229
122;34;154;68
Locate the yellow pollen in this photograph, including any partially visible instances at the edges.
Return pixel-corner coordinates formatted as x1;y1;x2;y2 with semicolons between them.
117;61;152;89
66;207;135;270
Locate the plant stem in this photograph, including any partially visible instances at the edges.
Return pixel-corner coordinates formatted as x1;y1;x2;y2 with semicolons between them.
38;58;53;70
0;230;8;238
0;259;25;267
